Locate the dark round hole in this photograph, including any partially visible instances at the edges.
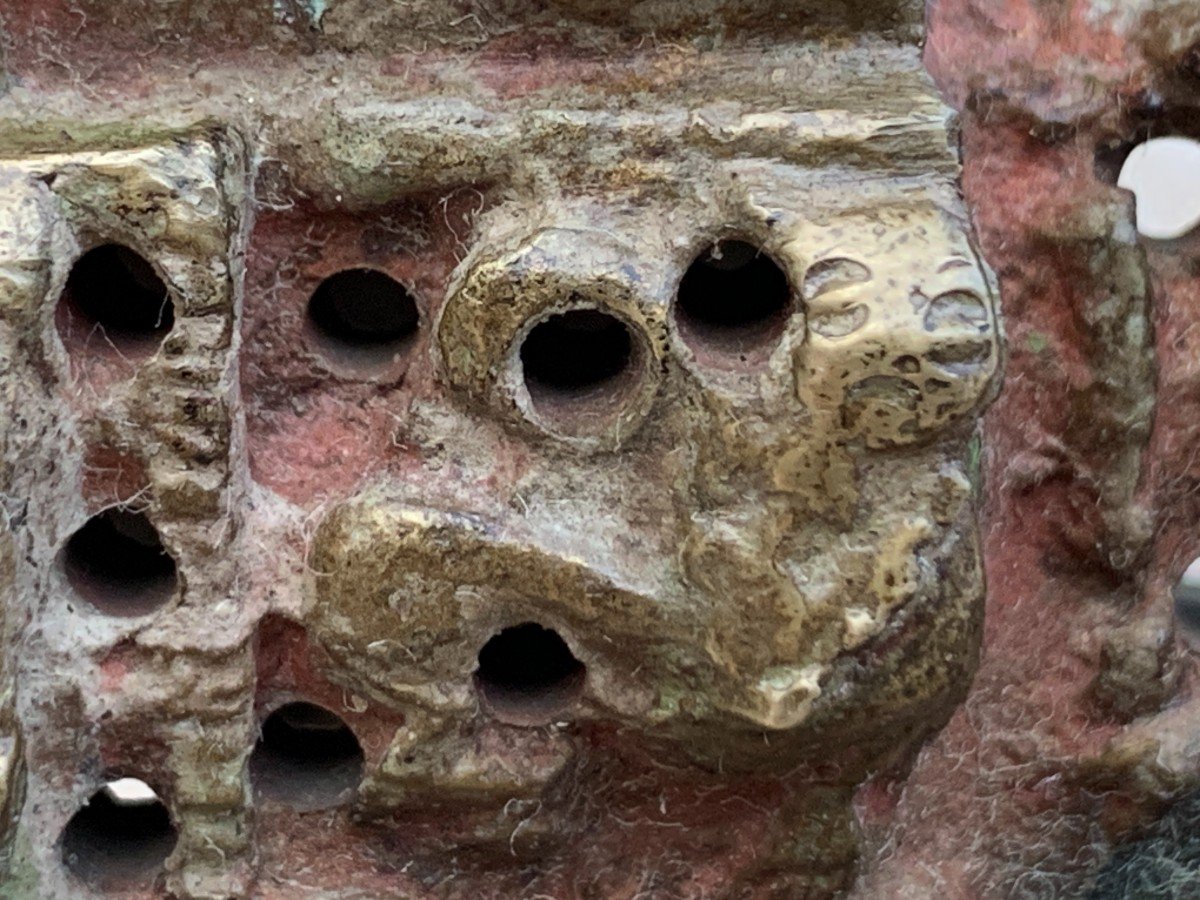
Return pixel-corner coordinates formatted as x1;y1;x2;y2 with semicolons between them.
520;309;634;395
250;702;364;811
675;239;792;361
475;623;586;726
63;508;177;617
61;244;173;351
307;269;419;359
61;780;177;889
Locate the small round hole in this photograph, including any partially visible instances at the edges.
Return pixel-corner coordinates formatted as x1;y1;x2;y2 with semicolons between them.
675;239;793;364
250;702;365;811
61;779;177;889
307;268;419;366
62;508;177;617
1117;137;1200;240
521;309;633;393
517;308;644;437
59;244;174;356
475;623;586;726
1175;558;1200;646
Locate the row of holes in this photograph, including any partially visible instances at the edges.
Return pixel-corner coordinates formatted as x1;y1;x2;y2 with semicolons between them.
53;143;1200;887
62;238;791;381
62;624;583;889
61;512;585;720
64;137;1200;432
65;553;1200;891
62;701;361;889
59;549;1200;890
62;136;1200;366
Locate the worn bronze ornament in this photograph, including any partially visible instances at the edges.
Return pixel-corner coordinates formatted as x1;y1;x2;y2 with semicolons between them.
36;0;1200;895
0;3;993;897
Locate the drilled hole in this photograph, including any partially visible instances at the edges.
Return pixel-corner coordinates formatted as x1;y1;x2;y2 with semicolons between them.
1117;137;1200;240
1175;558;1200;646
475;623;585;726
521;309;632;393
59;244;173;355
62;508;176;617
675;239;792;362
250;702;365;811
307;268;419;365
518;309;645;437
61;779;177;889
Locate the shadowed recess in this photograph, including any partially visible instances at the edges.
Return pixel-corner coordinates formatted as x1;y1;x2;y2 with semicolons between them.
307;268;419;350
61;780;177;889
60;244;173;350
250;702;365;811
675;239;792;360
520;309;633;394
62;508;176;617
475;622;586;726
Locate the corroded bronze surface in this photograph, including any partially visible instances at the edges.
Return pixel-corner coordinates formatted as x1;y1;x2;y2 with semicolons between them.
10;0;1196;898
0;0;996;888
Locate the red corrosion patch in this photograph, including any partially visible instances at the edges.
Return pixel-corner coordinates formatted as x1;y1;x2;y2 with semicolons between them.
98;657;130;696
241;189;494;504
853;769;903;830
81;445;149;512
471;34;628;100
96;722;171;792
97;647;133;694
254;615;402;764
926;0;1141;118
470;34;694;102
250;716;849;897
1140;225;1200;577
0;1;280;90
55;300;149;397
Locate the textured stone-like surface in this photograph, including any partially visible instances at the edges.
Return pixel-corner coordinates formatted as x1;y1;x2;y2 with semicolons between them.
0;1;1003;896
2;0;1199;897
0;136;250;898
854;1;1200;897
